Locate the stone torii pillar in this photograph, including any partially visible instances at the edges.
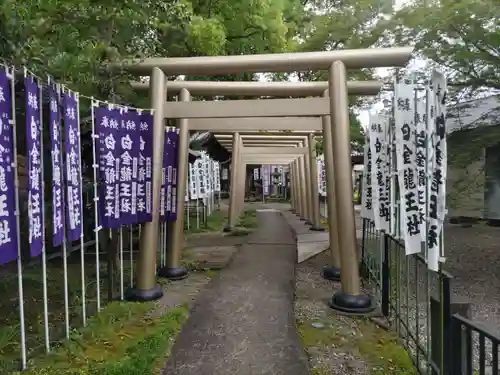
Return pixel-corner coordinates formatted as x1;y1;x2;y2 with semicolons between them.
223;132;241;232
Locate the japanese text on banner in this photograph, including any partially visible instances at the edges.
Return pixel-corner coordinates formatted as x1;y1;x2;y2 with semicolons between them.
369;113;391;232
95;105;122;229
204;155;211;196
361;134;373;220
415;98;427;243
262;164;270;196
426;71;447;271
63;90;83;240
137;111;153;223
119;110;140;225
196;158;205;198
25;76;44;257
161;127;173;220
213;162;221;192
189;163;198;200
394;78;422;255
169;128;179;221
0;67;17;264
49;83;64;247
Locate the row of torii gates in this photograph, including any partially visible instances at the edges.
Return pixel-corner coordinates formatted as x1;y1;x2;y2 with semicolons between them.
115;46;413;314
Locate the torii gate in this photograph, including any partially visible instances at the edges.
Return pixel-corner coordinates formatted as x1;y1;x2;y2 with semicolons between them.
116;46;413;315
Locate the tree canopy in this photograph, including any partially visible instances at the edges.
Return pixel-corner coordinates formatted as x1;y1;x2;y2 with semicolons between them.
1;0;495;149
382;0;499;99
0;0;304;102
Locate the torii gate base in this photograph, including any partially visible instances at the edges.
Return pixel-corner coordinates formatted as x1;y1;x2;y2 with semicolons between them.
158;88;191;282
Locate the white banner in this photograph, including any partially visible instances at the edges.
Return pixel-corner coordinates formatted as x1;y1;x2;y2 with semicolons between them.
317;158;322;196
416;97;427;243
361;135;373;220
369;113;391;232
395;77;421;255
202;153;210;196
253;168;259;180
188;163;198;200
426;70;447;271
195;158;206;198
213;161;221;192
317;156;326;197
208;157;213;194
278;165;284;186
262;164;270;195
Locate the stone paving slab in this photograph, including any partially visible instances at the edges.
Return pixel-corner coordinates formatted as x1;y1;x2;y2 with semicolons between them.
160;211;310;375
296;232;329;243
281;210;329;264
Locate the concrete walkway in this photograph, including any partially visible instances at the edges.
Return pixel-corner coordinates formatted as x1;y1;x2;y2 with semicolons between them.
161;210;310;375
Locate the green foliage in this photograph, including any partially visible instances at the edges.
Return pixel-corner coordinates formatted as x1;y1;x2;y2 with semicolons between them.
385;0;499;98
0;0;304;104
286;0;385;150
238;209;258;229
185;209;227;234
315;112;365;155
1;0;188;102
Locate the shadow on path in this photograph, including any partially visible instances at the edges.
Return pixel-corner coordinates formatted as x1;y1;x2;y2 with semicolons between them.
161;210;310;375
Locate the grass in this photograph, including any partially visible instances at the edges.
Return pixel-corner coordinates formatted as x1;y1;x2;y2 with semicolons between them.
13;300;189;375
238;209;258;229
2;208;256;373
298;317;416;375
183;207;258;236
226;209;258;236
1;210;228;373
320;219;328;229
184;209;227;234
0;258;128;372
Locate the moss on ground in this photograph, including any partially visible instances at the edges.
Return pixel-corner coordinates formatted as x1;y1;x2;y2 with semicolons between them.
226;209;258;236
2;208;249;373
1;210;227;371
238;209;258;229
0;261;127;372
297;316;416;375
184;209;227;234
12;300;189;375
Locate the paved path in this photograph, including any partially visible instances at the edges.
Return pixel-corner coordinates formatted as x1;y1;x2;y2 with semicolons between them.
161;210;310;375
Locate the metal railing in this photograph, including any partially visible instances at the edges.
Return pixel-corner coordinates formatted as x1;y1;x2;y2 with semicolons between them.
361;218;500;375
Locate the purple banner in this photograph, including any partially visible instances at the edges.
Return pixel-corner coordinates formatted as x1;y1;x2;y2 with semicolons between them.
169;128;179;221
118;110;140;225
261;164;270;196
165;128;175;221
25;75;44;257
95;105;122;229
0;67;17;264
159;127;168;221
137;111;153;223
63;90;83;241
49;83;64;247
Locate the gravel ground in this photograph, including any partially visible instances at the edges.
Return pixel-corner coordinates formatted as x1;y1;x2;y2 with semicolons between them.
319;201;500;372
442;221;500;372
294;251;415;375
444;221;500;334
